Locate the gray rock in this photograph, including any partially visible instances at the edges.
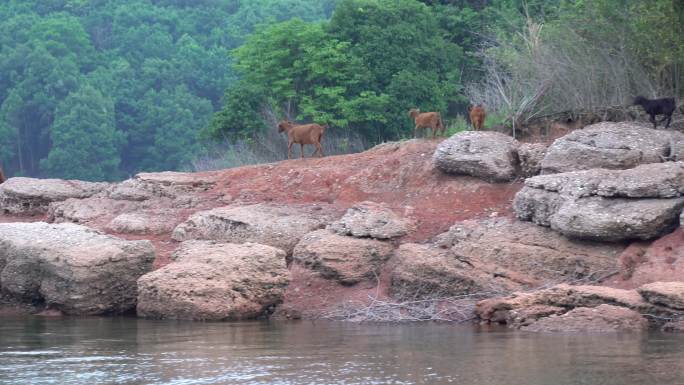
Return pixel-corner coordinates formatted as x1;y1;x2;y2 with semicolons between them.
540;122;672;174
293;229;394;285
433;131;519;182
514;162;684;242
513;187;567;227
435;218;625;283
521;304;648;333
328;201;411;239
525;162;684;198
107;210;182;235
518;143;547;178
668;131;684;161
106;179;154;201
172;203;337;255
549;196;684;241
0;177;107;215
0;222;155;314
48;197;138;224
476;284;670;327
137;241;289;321
390;243;524;300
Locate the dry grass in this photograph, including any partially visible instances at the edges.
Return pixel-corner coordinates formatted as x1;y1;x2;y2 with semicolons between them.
191;126;368;171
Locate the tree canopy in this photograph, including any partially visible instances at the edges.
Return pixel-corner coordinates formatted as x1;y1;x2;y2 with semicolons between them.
1;0;682;180
0;0;332;180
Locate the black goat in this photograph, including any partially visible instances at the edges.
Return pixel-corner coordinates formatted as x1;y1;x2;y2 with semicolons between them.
633;96;676;129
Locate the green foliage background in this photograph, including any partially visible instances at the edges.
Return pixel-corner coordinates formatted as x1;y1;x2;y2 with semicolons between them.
0;0;682;180
0;0;333;180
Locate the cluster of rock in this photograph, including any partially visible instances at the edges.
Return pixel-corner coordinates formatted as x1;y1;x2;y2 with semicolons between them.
433;122;684;331
433;123;684;182
293;201;409;285
477;282;684;332
1;121;683;330
511;124;684;243
515;162;684;241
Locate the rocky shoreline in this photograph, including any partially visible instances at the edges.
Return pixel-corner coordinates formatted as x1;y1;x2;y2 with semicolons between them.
1;121;683;333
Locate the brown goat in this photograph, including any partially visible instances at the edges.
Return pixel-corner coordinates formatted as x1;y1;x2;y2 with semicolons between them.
277;120;327;159
408;108;444;139
468;105;486;131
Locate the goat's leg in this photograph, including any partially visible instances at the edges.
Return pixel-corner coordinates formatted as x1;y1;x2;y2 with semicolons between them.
414;125;419;138
315;142;324;157
664;114;672;128
300;144;304;159
649;114;657;129
287;141;293;159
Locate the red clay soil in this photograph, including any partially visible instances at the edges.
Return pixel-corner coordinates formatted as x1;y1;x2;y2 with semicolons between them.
203;139;521;242
608;228;684;290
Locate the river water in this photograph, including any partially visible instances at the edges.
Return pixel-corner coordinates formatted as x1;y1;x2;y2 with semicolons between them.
1;316;683;385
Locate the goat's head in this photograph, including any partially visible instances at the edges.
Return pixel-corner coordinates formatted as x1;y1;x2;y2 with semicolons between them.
633;96;647;106
408;108;420;119
277;120;292;133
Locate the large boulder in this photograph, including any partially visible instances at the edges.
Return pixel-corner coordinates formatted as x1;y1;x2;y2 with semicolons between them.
433;131;519;182
521;304;648;333
637;282;684;310
435;218;625;283
328;201;411;239
293;229;395;285
137;241;289;320
548;196;684;241
514;162;684;242
390;243;525;300
172;203;337;255
0;177;107;215
540;122;680;174
0;222;155;315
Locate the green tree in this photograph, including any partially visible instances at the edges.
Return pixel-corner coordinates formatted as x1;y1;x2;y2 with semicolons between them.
40;85;124;181
139;86;213;171
215;0;465;141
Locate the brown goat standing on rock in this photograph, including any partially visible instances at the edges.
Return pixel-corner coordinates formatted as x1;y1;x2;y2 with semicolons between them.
468;104;486;131
408;108;445;139
277;120;327;159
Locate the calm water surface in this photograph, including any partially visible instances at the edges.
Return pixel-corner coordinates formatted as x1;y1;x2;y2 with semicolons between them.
1;316;683;385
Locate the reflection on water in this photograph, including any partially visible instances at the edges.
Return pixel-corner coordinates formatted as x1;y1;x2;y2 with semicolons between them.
1;316;684;385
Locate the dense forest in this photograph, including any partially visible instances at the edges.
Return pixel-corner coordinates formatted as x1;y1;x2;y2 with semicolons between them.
0;0;682;180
